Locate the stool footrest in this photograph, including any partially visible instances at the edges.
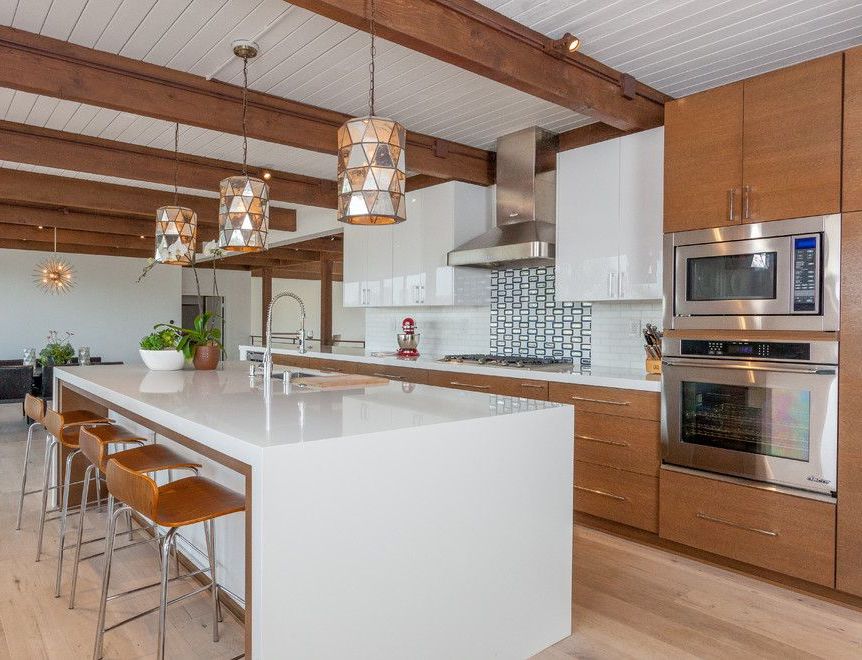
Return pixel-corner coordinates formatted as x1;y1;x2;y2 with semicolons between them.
106;567;210;603
104;582;211;632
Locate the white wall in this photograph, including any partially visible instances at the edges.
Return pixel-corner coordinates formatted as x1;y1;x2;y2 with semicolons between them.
0;248;181;363
250;278;365;343
183;267;252;360
364;306;489;355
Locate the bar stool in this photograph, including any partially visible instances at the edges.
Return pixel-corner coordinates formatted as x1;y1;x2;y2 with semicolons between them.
16;394;108;530
35;407;112;563
94;457;245;660
67;425;201;608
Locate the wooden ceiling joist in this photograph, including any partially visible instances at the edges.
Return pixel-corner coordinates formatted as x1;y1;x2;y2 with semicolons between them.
0;169;297;231
0;237;152;259
0;26;494;186
0;204;157;238
0;222;153;250
288;0;668;131
0;120;337;209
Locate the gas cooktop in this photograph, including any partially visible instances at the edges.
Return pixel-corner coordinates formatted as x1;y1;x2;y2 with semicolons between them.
439;354;575;371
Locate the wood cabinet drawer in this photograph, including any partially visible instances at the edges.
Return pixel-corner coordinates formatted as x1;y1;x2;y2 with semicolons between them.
549;383;659;420
660;469;836;587
428;371;549;399
574;461;658;532
272;354;308;368
575;412;660;476
353;362;429;384
304;358;359;374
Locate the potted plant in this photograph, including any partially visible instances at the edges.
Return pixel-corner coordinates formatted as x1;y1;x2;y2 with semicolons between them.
39;331;75;366
139;327;185;371
157;312;222;371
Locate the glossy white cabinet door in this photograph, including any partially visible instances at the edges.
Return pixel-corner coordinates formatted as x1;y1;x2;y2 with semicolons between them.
619;127;663;300
556;139;621;302
392;192;425;306
364;225;394;307
342;225;366;307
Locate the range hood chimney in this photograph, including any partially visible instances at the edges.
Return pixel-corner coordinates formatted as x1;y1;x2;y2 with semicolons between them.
448;126;558;268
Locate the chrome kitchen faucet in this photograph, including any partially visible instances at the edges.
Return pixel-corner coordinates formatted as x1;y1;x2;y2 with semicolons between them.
262;291;307;385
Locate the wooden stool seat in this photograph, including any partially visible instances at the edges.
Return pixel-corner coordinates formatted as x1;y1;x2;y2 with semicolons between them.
107;444;202;476
151;476;246;527
44;408;110;448
79;425;197;473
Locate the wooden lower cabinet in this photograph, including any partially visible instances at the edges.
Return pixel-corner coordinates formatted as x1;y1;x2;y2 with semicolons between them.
272;354;308;368
549;382;659;420
353;362;429;384
304;357;359;374
427;370;549;399
660;469;836;587
574;461;658;533
575;411;660;477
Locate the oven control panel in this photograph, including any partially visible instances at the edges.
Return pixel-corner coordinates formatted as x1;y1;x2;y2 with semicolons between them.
680;340;811;360
792;234;820;314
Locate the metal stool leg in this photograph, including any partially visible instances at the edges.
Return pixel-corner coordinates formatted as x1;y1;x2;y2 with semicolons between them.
55;447;81;597
69;463;95;609
35;436;57;562
157;527;179;660
93;503;129;660
15;421;41;530
204;519;220;642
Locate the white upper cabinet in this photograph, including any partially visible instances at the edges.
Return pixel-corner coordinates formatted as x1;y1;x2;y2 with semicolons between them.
345;182;492;307
556;127;663;302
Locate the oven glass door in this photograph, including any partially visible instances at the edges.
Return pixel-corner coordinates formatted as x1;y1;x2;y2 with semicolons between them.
675;236;792;317
662;359;837;494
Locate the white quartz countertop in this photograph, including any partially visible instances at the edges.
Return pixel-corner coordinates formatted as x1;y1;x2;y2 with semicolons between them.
54;362;560;454
239;345;661;392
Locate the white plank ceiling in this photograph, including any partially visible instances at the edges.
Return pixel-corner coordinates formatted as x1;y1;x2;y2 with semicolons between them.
1;0;860;162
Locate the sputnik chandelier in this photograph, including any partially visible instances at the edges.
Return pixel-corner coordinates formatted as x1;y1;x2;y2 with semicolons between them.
33;227;75;295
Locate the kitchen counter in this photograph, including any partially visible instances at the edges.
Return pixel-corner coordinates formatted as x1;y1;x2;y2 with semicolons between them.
53;362;573;659
239;344;662;392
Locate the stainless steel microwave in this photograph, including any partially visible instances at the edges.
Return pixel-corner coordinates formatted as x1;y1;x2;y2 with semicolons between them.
663;215;841;331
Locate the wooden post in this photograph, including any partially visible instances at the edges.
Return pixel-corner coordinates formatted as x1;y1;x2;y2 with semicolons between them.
320;256;333;347
261;267;273;345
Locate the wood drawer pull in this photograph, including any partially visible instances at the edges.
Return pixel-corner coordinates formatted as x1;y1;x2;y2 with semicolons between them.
519;382;545;389
575;485;627;502
576;434;629;447
373;373;405;381
696;512;778;537
320;367;341;373
569;395;630;406
449;381;490;389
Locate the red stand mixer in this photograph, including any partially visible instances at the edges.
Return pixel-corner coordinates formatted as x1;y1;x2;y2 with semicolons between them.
397;317;420;357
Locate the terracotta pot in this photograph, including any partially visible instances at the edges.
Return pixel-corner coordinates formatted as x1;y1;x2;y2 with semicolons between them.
193;344;220;370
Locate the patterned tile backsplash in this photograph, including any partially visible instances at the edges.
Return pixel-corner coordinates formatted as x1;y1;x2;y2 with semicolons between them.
491;267;591;365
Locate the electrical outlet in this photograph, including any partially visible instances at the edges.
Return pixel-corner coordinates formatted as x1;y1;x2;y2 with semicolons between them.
630;319;642;336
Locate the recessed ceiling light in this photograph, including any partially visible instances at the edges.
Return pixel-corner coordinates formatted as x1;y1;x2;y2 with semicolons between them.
140;235;145;239
262;171;272;180
38;225;43;229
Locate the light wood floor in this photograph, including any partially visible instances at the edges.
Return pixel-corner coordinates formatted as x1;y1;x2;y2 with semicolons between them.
1;404;861;659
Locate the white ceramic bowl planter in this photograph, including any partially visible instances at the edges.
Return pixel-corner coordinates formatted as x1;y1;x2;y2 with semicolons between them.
139;349;185;371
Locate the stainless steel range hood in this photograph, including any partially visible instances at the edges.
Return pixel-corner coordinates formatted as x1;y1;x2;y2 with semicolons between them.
448;127;558;268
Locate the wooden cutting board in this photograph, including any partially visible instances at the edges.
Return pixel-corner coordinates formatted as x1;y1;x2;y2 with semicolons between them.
292;374;390;389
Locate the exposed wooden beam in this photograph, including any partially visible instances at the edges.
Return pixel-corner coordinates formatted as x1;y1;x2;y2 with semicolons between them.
289;0;667;131
558;123;638;151
251;264;343;281
0;169;296;231
0;204;158;237
0;26;494;186
320;256;333;346
406;174;449;191
0;237;151;259
278;237;343;253
0;222;154;250
0;120;337;209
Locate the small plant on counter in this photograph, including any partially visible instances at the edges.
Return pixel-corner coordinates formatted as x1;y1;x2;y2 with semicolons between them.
139;328;180;351
155;312;222;370
39;330;75;366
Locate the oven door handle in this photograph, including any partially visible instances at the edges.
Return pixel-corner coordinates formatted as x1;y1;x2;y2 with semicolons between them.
661;358;836;376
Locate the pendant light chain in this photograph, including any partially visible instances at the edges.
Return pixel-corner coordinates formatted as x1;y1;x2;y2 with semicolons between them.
173;122;180;206
53;226;57;253
242;55;249;176
368;0;376;116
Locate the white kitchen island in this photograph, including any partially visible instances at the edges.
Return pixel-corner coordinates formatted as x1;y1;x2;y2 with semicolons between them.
54;362;574;660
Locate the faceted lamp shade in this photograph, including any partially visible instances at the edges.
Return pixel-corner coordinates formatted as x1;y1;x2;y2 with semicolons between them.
218;175;270;252
337;116;407;225
155;206;197;265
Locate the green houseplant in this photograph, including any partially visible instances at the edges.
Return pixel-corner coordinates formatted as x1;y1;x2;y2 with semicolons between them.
39;330;75;366
156;312;222;370
138;327;184;371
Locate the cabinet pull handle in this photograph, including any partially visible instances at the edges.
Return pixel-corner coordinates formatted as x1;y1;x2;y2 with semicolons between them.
728;188;736;222
619;271;625;298
373;372;405;381
569;395;630;406
696;512;778;537
608;272;614;298
449;381;490;389
519;382;545;389
742;185;751;220
575;485;627;502
576;434;629;447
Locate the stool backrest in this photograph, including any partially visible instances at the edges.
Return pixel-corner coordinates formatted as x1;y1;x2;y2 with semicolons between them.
106;458;158;520
24;394;46;423
79;427;104;470
43;408;65;439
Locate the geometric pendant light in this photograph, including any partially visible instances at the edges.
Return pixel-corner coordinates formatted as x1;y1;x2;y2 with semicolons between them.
33;227;75;294
155;123;197;265
218;40;270;252
336;0;406;225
